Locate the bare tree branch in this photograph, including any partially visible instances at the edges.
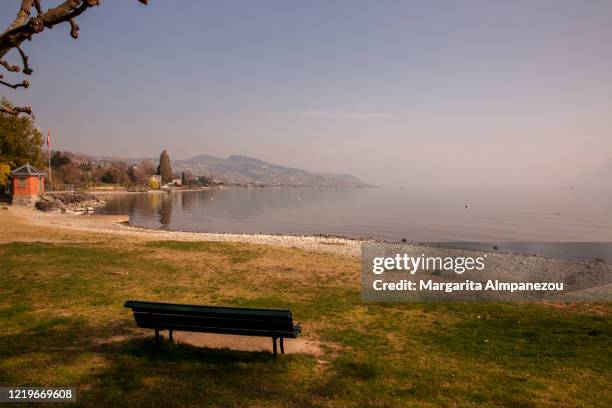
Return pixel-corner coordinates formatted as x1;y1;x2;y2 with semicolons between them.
33;0;43;15
0;60;20;72
1;1;88;58
69;18;79;39
5;1;34;34
0;78;29;89
0;0;148;116
16;45;32;75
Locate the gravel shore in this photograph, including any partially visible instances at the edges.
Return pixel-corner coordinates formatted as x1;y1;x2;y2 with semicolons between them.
7;206;362;258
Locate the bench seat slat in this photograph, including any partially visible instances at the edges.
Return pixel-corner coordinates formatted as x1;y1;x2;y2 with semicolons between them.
132;310;292;322
125;300;291;319
134;312;294;332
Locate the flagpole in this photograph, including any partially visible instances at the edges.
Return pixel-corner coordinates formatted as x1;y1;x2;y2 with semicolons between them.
47;129;52;187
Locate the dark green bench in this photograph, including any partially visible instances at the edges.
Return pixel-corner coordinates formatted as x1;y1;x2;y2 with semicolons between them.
124;300;301;355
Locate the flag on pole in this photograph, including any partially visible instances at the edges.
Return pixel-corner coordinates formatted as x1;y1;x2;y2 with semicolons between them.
47;129;51;150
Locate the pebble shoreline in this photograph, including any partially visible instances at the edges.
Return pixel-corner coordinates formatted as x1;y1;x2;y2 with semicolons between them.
116;222;363;258
19;208;363;258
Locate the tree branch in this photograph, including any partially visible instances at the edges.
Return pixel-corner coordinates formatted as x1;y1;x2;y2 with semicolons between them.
5;1;34;34
0;60;20;72
0;0;148;116
0;104;32;115
0;78;29;89
33;0;43;15
69;18;79;39
16;45;32;75
1;1;92;59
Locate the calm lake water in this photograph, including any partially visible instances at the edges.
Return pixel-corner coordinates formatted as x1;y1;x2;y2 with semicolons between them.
98;187;612;244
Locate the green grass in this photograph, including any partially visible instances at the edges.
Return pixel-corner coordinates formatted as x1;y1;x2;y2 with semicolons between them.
0;241;610;407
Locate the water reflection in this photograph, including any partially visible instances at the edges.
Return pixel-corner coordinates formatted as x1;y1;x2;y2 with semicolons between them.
98;187;612;242
159;193;172;228
182;191;196;211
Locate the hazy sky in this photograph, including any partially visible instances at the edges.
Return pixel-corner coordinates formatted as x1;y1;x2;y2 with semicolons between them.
2;0;611;187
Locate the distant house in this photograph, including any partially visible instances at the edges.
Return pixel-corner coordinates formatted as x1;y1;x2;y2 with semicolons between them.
10;163;46;205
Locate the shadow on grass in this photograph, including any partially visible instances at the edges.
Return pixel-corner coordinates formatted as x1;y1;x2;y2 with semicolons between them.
105;336;282;364
0;318;315;407
84;336;317;407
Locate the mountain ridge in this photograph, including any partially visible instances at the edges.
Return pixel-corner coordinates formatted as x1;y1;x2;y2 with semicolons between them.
91;153;374;187
173;154;374;187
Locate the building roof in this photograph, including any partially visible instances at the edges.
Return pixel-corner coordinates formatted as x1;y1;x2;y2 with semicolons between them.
11;163;46;176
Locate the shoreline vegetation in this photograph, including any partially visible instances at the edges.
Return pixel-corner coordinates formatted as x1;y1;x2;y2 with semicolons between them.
1;204;611;407
20;149;376;193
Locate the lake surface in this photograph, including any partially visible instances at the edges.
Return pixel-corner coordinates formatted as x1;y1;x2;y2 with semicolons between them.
98;187;612;244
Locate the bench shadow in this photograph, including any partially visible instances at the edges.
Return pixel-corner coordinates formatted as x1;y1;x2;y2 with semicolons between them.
81;336;316;406
102;336;281;364
1;321;315;406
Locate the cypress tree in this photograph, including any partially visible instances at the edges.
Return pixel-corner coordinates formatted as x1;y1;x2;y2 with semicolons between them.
157;150;173;184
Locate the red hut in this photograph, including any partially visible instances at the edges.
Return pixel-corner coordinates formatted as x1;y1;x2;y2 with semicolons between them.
11;163;46;205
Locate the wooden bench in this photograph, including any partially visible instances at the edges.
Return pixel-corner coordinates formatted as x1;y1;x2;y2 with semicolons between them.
124;300;301;355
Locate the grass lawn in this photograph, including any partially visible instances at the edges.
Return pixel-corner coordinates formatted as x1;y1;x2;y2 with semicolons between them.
0;239;610;407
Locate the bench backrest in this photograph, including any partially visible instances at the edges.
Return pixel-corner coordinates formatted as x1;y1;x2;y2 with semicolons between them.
124;300;298;337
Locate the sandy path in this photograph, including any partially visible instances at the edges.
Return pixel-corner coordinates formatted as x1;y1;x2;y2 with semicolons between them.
96;330;326;356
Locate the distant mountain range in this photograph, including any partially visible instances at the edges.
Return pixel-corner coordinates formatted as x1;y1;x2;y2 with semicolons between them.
94;154;374;187
174;155;374;187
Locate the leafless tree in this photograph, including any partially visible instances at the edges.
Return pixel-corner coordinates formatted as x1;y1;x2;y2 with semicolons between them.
0;0;148;116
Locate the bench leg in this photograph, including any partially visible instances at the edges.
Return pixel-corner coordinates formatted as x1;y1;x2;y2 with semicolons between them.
272;336;277;356
155;329;160;346
169;329;173;344
280;337;284;354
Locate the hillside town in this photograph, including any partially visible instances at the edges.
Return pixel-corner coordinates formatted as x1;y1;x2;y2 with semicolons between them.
0;104;214;206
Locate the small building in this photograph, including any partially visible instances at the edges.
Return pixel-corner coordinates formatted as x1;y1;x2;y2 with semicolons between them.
11;163;46;205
